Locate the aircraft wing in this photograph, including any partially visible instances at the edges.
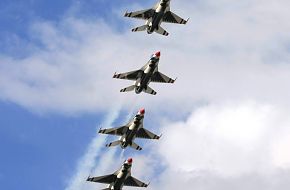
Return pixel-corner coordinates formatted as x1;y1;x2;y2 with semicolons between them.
99;126;128;136
136;128;160;140
151;71;175;83
163;11;188;24
87;174;116;184
124;176;149;187
124;9;155;20
113;70;142;81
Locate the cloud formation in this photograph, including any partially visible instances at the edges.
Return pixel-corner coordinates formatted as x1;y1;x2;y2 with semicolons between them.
1;0;290;115
1;0;290;189
152;101;290;189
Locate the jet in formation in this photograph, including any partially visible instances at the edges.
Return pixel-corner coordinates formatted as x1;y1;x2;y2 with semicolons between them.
99;108;161;151
87;158;149;190
124;0;188;36
113;51;175;95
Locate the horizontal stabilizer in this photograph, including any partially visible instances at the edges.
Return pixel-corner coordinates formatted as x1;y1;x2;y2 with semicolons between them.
106;140;121;147
130;142;142;151
155;26;169;36
143;86;157;95
132;25;147;32
120;85;135;92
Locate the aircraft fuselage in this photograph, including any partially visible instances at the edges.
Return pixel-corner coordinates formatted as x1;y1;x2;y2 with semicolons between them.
110;163;131;190
134;59;159;94
120;115;144;148
147;0;170;34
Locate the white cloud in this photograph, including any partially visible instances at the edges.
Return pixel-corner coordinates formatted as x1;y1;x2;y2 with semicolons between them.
152;169;290;190
271;131;290;168
150;101;290;189
2;0;290;189
1;0;290;115
158;102;288;175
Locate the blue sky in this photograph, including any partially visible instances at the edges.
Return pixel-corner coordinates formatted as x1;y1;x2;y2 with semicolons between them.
0;0;131;57
0;0;162;186
0;102;99;190
1;0;290;190
0;1;129;190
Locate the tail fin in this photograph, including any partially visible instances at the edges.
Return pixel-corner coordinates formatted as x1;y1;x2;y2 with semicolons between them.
143;86;157;95
120;85;135;92
106;140;121;147
155;26;169;36
130;142;142;151
132;25;147;32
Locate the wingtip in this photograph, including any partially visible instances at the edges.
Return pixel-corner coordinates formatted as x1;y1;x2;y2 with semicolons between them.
98;127;102;133
146;182;151;187
124;11;129;17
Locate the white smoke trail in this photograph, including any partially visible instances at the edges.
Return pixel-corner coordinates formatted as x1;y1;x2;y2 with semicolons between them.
65;96;140;190
120;149;126;160
89;149;119;190
89;98;139;177
65;105;122;190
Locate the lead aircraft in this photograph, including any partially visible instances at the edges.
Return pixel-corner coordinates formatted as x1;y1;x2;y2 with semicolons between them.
113;51;175;95
124;0;188;36
99;108;161;151
87;158;149;190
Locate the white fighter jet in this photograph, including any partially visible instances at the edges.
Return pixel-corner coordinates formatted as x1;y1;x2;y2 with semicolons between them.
124;0;188;36
87;158;149;190
113;51;176;95
99;108;161;151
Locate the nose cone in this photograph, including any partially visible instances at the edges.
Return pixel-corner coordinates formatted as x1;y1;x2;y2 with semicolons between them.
139;108;145;115
127;158;133;164
155;51;161;58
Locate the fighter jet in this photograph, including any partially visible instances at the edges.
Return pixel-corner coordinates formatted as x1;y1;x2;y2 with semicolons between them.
113;51;175;95
124;0;188;36
99;108;161;151
87;158;149;190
